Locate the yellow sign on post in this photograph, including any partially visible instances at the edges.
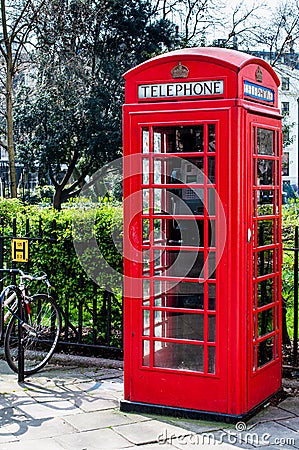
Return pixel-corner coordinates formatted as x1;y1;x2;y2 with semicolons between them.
11;239;29;262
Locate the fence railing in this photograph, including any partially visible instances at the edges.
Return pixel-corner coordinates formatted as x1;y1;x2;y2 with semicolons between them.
0;216;298;368
283;225;299;369
0;217;123;359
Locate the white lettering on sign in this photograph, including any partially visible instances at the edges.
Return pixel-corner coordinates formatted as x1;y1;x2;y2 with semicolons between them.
138;80;224;99
244;80;274;103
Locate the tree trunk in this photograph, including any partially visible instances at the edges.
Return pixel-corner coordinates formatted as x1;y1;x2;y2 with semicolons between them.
6;47;17;198
53;186;63;210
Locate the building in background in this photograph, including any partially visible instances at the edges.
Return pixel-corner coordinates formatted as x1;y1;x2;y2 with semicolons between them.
249;50;299;199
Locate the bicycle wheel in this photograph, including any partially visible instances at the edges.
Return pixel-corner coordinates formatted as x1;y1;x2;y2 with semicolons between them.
4;294;61;375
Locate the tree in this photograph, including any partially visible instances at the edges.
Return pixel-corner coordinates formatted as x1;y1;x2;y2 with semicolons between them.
249;0;299;67
0;0;48;198
150;0;271;49
14;0;174;209
151;0;225;47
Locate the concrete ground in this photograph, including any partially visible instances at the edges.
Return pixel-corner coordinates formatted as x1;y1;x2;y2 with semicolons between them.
0;356;299;449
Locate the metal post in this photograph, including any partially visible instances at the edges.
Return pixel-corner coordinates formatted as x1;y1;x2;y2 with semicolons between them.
294;226;298;366
297;97;299;189
18;291;25;383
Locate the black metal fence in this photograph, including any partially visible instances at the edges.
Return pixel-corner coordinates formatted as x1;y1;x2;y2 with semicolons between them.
0;216;298;368
0;217;123;359
283;226;299;370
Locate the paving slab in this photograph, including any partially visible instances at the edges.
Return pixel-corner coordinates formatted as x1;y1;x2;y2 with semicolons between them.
277;396;299;414
1;438;66;449
113;419;193;446
1;358;299;449
277;415;299;431
125;445;176;450
63;409;138;432
12;416;76;441
74;395;119;412
54;426;133;449
162;416;230;434
17;399;81;419
248;421;299;448
170;432;255;450
246;405;296;425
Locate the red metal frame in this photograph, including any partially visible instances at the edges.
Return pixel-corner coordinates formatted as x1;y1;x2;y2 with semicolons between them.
121;48;282;420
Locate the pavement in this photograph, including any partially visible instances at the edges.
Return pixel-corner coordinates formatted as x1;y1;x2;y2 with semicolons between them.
0;355;299;450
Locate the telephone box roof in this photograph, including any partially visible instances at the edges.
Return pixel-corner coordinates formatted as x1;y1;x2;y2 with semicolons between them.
124;47;280;86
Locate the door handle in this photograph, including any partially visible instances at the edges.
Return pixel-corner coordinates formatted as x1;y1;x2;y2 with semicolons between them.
247;228;252;243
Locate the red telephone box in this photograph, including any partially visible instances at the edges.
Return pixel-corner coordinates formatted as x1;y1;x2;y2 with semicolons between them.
121;47;282;422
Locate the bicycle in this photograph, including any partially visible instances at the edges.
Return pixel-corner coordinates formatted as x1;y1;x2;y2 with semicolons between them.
0;268;61;376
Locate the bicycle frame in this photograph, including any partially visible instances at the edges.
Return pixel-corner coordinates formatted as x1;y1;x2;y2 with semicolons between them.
0;269;49;340
0;268;55;381
0;286;22;341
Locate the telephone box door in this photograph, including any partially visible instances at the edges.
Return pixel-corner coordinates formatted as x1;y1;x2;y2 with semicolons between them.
124;109;229;413
246;114;282;410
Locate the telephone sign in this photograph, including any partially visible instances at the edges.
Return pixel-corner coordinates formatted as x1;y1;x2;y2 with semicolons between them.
12;239;29;262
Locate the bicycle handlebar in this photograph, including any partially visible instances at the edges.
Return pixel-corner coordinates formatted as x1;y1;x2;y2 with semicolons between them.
0;269;50;286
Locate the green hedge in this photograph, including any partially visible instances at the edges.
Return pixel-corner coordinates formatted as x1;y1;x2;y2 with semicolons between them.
282;201;299;339
0;198;123;348
0;197;297;345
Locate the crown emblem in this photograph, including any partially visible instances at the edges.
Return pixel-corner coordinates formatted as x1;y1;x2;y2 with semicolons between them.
171;62;189;79
255;66;263;82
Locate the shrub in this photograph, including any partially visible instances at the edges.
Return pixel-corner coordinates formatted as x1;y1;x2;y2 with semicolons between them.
0;198;123;348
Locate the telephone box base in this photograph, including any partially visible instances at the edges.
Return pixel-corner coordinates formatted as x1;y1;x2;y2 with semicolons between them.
120;391;282;424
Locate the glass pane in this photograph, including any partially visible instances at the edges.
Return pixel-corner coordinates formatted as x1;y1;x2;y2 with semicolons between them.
154;281;204;308
208;284;216;310
142;340;150;366
153;126;204;153
208;315;216;342
257;220;273;246
154;310;204;340
165;250;204;278
208;346;216;373
154;131;162;152
143;250;150;274
256;190;274;216
142;128;149;153
153;157;205;185
184;158;204;184
257;128;274;155
258;278;274;307
257;160;273;185
154;341;204;371
208;189;216;215
166;188;204;216
164;218;204;247
142;219;150;242
208;252;216;279
258;308;274;337
208;157;215;183
154;217;207;247
256;249;274;276
209;220;216;247
143;159;149;184
143;189;150;213
258;337;274;367
143;279;150;306
153;189;163;213
174;126;204;153
208;124;216;152
143;310;150;336
153;159;162;184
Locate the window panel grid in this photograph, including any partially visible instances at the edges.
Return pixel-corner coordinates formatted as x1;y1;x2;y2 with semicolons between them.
140;124;218;375
251;126;280;372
